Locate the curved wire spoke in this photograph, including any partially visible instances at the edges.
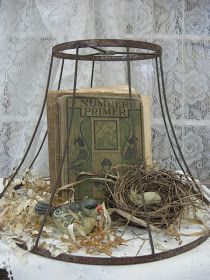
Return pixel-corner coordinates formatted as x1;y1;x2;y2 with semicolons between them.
158;57;201;192
0;54;54;199
58;59;65;90
127;47;155;255
27;57;64;172
155;58;186;175
90;60;95;88
34;46;80;249
28;131;48;170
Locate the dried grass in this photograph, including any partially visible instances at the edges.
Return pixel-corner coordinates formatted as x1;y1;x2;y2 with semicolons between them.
0;173;126;256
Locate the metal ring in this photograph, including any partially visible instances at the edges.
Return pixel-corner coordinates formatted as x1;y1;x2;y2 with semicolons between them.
17;234;209;265
52;39;162;61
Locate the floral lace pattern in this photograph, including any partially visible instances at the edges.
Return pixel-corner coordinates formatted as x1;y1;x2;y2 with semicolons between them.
0;0;209;182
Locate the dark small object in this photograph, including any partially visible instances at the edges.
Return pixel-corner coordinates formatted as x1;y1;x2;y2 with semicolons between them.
101;158;112;173
35;199;98;215
35;201;53;215
0;269;10;280
14;182;24;190
101;159;112;168
69;136;89;174
128;135;138;144
69;199;98;210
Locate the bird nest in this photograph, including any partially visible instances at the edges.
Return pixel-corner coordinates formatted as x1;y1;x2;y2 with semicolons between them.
105;165;204;229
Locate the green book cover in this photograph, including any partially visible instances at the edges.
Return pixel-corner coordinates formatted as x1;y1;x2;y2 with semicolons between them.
58;93;144;201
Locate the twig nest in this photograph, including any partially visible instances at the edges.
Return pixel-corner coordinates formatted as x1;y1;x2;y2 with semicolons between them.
105;165;203;228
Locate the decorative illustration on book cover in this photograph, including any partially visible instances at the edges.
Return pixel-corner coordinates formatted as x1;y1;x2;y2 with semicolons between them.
58;95;143;201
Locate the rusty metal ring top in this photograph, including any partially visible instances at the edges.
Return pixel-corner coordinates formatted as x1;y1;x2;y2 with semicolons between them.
52;39;162;61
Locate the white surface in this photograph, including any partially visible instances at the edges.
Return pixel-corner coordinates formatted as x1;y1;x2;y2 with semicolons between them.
1;238;210;280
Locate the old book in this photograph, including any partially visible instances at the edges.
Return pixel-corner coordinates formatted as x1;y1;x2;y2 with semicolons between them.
47;86;140;187
55;87;152;201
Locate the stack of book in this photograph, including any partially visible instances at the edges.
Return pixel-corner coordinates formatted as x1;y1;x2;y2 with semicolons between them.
47;86;152;201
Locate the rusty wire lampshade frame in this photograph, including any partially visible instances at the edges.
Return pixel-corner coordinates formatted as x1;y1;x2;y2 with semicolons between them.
0;39;209;265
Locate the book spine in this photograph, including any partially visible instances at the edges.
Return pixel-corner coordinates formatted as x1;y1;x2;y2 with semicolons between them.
46;94;57;187
140;96;153;167
58;96;69;199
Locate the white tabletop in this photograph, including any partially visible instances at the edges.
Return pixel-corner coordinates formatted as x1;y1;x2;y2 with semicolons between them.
1;237;210;280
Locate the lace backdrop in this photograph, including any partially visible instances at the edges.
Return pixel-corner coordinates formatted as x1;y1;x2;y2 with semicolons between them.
0;0;210;183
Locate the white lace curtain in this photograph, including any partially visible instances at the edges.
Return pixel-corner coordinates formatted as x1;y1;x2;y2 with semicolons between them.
0;0;210;182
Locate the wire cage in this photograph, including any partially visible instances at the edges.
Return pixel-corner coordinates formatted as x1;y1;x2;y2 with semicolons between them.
0;39;209;265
